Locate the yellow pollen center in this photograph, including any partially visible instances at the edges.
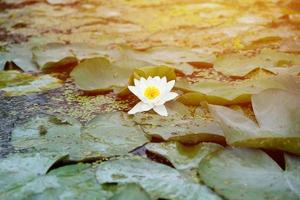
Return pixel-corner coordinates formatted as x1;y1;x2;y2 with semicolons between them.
144;86;160;100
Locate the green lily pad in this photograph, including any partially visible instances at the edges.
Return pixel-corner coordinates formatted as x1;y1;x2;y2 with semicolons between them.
0;152;67;194
0;162;112;200
209;88;300;154
11;115;98;161
132;102;224;144
96;157;221;200
176;76;289;105
83;112;148;156
213;48;300;77
145;142;223;170
12;113;148;160
1;74;62;96
198;147;300;200
32;43;78;71
110;183;151;200
70;57;132;92
0;70;35;88
124;46;214;75
0;45;37;72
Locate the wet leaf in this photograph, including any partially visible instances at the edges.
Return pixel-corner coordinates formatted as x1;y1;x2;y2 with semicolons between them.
0;45;37;72
1;74;62;96
110;183;151;200
176;76;289;105
0;152;67;194
132;102;224;144
0;70;35;88
198;147;300;200
70;57;132;92
145;142;222;170
209;87;300;154
214;49;300;77
12;113;148;160
83;112;149;157
123;46;214;75
1;162;112;200
32;43;78;71
96;157;221;200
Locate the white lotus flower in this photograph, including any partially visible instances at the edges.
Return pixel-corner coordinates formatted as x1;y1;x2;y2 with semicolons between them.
128;76;178;116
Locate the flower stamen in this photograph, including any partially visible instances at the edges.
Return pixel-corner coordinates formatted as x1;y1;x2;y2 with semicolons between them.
144;86;160;100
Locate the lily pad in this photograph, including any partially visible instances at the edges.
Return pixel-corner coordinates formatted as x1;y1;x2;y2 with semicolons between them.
132;102;224;144
12;113;148;160
11;115;99;161
0;45;37;72
209;88;300;154
1;74;62;96
0;162;112;200
145;142;223;170
213;48;300;77
32;43;78;71
0;152;67;194
96;157;221;200
70;57;132;92
0;70;35;88
83;112;148;156
110;183;151;200
198;147;300;200
124;46;214;75
176;76;289;105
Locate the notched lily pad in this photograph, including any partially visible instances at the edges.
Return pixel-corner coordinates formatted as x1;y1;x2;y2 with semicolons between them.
198;147;300;200
110;183;151;200
209;86;300;155
0;45;37;72
176;76;289;105
32;43;78;72
0;152;67;194
214;48;300;77
82;112;149;157
70;57;132;92
12;112;149;160
145;142;223;170
0;162;112;200
132;102;224;144
0;70;62;96
96;157;221;200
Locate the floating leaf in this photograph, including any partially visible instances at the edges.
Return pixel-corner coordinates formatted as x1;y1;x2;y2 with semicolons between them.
0;152;67;194
110;183;151;200
70;57;132;92
209;88;300;154
123;46;212;75
198;147;300;200
0;162;112;200
96;157;221;200
12;113;148;160
145;142;222;170
83;112;148;156
32;43;78;71
176;76;288;105
11;115;99;161
1;74;62;96
132;102;224;144
0;45;37;72
213;49;300;77
0;70;35;88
